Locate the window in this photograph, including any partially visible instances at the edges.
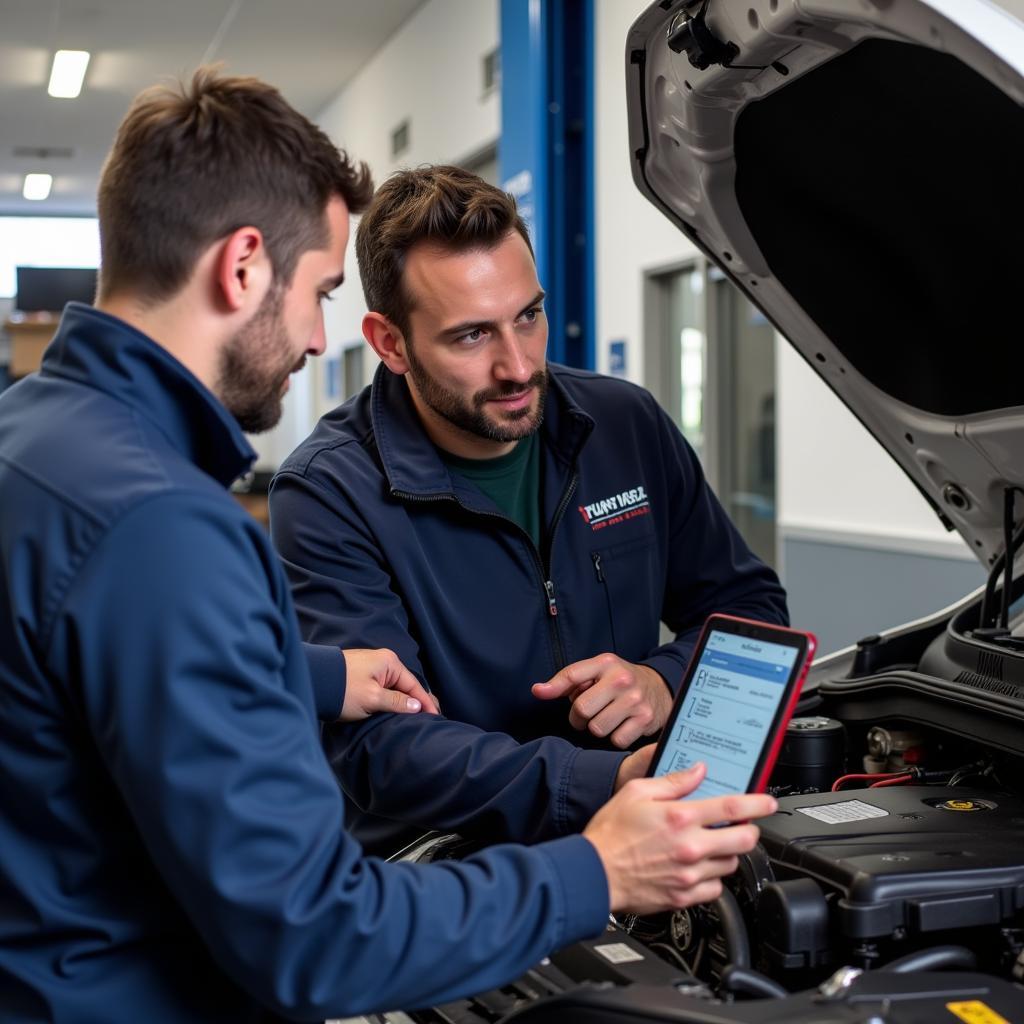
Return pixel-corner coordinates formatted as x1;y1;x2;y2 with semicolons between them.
390;119;410;159
709;267;777;568
482;47;500;95
644;264;705;457
0;217;100;297
645;261;777;568
342;344;364;400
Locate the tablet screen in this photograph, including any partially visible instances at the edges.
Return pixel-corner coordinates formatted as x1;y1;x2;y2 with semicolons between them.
652;628;800;799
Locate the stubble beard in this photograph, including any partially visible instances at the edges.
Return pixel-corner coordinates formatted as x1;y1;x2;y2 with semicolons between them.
404;341;548;444
217;285;304;434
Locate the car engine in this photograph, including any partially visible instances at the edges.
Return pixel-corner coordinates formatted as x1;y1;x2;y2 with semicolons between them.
390;590;1024;1022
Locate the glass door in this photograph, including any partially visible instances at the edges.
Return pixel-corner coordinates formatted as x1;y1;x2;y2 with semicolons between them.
645;261;778;568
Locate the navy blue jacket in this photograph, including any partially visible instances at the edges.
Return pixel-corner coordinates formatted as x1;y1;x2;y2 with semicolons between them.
270;363;788;850
0;305;608;1023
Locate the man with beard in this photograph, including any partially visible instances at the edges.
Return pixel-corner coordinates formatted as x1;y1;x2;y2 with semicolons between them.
269;165;789;854
0;75;777;1022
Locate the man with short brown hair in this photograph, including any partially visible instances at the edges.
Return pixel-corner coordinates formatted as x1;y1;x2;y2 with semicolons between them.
271;165;788;854
0;75;775;1022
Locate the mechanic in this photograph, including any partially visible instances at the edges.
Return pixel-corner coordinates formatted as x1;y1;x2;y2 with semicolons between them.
0;71;777;1022
270;165;789;853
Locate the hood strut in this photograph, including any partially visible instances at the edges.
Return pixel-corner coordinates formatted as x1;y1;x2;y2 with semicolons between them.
977;486;1024;638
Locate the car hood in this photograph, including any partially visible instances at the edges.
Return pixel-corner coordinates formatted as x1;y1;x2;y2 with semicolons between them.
626;0;1024;568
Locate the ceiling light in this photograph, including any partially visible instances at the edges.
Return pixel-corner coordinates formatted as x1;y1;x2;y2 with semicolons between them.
48;50;91;99
23;174;53;201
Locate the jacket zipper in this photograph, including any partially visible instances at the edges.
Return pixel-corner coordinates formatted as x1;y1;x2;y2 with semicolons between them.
538;471;578;667
395;470;578;672
591;551;618;652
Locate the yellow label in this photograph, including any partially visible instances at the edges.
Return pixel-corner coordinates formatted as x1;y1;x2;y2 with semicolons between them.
946;1000;1013;1024
945;800;980;811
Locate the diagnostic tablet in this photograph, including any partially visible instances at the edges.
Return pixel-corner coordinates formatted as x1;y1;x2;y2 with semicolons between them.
649;615;816;798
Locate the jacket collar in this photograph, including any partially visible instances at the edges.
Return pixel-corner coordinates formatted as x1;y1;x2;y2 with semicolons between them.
40;303;256;487
369;362;594;498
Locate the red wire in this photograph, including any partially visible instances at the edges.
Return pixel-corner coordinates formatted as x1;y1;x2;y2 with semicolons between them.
831;772;909;792
869;774;913;788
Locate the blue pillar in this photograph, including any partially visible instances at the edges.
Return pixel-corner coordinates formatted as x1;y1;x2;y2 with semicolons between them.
499;0;595;370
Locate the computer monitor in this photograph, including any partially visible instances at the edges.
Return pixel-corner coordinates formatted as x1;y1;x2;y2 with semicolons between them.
15;266;97;313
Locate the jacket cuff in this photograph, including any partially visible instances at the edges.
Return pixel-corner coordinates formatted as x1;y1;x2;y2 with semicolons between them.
303;642;346;721
538;834;610;944
640;651;689;696
562;748;627;833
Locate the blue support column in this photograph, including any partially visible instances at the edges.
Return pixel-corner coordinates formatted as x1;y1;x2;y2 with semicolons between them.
500;0;595;370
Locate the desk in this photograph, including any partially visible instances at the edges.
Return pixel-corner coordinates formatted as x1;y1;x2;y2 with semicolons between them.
5;313;60;377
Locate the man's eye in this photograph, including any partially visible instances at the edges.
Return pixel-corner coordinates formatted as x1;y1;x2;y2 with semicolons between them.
458;328;485;344
319;292;335;303
521;307;542;323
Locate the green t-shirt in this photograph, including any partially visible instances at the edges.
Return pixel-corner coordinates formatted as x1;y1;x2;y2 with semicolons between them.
440;432;542;548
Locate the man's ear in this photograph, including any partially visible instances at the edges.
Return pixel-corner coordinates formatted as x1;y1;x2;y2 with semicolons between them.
215;226;272;313
363;312;412;375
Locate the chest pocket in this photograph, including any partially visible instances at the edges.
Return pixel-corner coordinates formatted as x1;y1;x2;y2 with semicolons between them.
590;534;660;659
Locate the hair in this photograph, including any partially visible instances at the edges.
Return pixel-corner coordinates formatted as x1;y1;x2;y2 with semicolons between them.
96;66;373;303
355;165;533;339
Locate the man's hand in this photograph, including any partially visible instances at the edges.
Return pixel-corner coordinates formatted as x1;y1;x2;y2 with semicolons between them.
339;648;440;722
583;762;775;915
613;744;656;791
532;654;674;749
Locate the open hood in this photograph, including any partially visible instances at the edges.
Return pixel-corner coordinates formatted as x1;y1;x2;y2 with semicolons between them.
626;0;1024;568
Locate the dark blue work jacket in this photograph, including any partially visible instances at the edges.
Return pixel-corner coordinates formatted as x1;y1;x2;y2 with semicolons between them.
0;305;607;1022
271;363;789;851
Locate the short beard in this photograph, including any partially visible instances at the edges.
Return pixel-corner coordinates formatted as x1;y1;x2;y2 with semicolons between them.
405;342;548;444
217;285;301;434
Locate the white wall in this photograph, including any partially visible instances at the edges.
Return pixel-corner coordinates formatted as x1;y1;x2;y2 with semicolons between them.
249;0;499;469
593;0;954;553
594;0;701;386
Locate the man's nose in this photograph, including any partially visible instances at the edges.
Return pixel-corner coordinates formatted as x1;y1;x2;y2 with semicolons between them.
308;309;328;357
493;331;532;382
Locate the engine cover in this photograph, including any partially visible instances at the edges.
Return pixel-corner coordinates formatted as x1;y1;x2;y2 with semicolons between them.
751;787;1024;967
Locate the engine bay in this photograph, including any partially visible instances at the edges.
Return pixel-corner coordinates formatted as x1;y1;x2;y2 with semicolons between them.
393;589;1024;1023
611;590;1024;1007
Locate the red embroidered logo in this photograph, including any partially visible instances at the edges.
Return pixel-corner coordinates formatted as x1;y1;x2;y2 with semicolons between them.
577;485;650;532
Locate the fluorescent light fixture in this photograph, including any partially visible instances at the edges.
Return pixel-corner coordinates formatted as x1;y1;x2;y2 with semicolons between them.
23;174;53;201
48;50;91;99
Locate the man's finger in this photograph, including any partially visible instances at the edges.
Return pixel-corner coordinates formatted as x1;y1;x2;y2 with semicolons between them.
637;761;708;800
569;675;614;733
688;792;777;827
388;666;439;715
531;671;577;701
376;687;424;714
700;824;761;858
532;654;614;700
606;715;646;750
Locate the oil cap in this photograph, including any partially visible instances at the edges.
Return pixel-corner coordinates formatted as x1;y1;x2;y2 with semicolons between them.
932;797;997;812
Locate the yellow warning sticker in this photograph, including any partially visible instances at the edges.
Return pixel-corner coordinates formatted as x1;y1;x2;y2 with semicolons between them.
947;1000;1013;1024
